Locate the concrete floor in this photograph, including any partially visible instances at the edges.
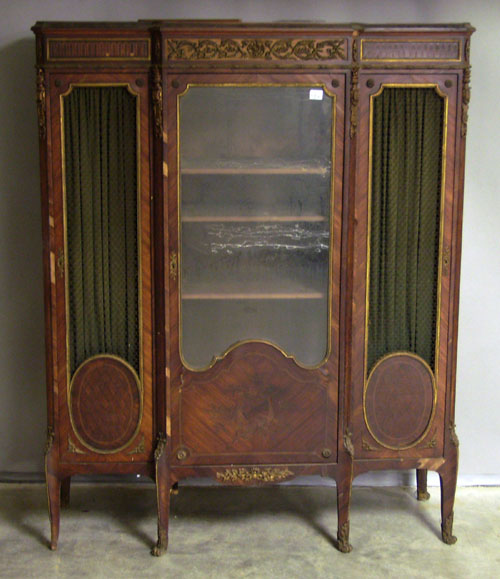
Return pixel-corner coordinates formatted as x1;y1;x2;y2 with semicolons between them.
0;483;498;578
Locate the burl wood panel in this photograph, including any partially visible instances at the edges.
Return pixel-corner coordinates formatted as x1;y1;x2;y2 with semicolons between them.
70;356;141;452
364;354;435;449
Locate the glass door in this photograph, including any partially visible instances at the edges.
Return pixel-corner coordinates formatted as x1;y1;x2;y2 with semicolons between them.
177;84;334;370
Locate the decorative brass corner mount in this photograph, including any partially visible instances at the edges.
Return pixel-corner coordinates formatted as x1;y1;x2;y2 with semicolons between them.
169;251;178;280
57;248;65;279
344;429;355;458
128;435;145;455
45;426;55;455
154;433;167;462
337;521;353;553
36;67;46;140
152;65;163;140
449;421;459;448
362;438;377;451
461;66;471;138
442;245;451;277
216;467;293;484
442;512;457;544
350;38;359;138
68;435;86;454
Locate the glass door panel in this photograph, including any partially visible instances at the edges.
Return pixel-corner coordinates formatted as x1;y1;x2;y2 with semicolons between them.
179;85;333;370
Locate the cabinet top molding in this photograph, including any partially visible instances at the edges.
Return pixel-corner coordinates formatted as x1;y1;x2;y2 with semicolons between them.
32;22;474;68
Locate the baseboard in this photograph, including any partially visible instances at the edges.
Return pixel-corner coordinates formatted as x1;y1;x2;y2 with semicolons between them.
1;471;499;487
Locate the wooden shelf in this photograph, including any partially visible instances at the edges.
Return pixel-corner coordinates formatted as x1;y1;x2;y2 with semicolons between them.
181;164;330;176
182;291;324;300
182;215;327;223
182;279;325;300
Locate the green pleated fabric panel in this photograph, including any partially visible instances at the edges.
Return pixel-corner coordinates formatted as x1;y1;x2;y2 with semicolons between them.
368;87;444;373
63;86;139;375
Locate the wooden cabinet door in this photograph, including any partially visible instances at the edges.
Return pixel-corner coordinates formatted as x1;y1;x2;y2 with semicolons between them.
351;73;459;458
166;73;345;466
47;73;153;463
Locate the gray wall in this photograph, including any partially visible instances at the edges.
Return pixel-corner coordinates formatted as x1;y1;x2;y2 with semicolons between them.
0;0;498;483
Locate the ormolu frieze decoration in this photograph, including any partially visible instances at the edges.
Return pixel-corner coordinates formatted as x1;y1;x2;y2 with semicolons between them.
441;512;457;544
166;38;345;61
337;521;353;553
152;65;163;140
216;467;294;484
45;426;55;455
67;436;85;454
154;433;167;462
449;421;460;448
36;67;46;140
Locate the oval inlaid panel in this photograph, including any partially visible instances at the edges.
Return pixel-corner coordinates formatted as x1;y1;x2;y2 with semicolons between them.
364;353;435;450
70;356;141;453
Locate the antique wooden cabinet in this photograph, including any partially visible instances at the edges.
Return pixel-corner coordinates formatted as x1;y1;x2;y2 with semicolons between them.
32;20;473;555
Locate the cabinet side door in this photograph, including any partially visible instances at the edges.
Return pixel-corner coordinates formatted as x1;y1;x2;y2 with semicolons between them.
352;73;458;458
48;73;153;463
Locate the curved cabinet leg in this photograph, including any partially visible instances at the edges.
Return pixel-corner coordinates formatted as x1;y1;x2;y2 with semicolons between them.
45;427;60;551
152;434;170;557
336;436;353;553
416;469;430;501
60;477;71;508
438;423;459;545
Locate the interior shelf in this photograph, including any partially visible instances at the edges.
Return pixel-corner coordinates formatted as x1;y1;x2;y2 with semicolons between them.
181;163;330;176
182;215;327;223
182;279;325;300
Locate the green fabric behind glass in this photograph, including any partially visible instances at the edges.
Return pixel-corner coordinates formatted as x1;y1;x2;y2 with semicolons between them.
368;87;444;373
64;86;139;375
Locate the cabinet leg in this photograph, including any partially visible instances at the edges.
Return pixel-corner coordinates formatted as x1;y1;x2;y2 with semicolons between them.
152;434;170;557
416;469;430;501
438;460;458;544
438;424;459;545
46;471;61;551
60;477;71;508
336;465;353;553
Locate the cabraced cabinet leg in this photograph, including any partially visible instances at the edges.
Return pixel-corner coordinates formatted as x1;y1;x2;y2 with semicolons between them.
335;453;353;553
336;479;352;553
416;469;430;501
438;425;459;545
46;471;61;550
45;428;60;551
152;434;170;556
60;477;71;508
